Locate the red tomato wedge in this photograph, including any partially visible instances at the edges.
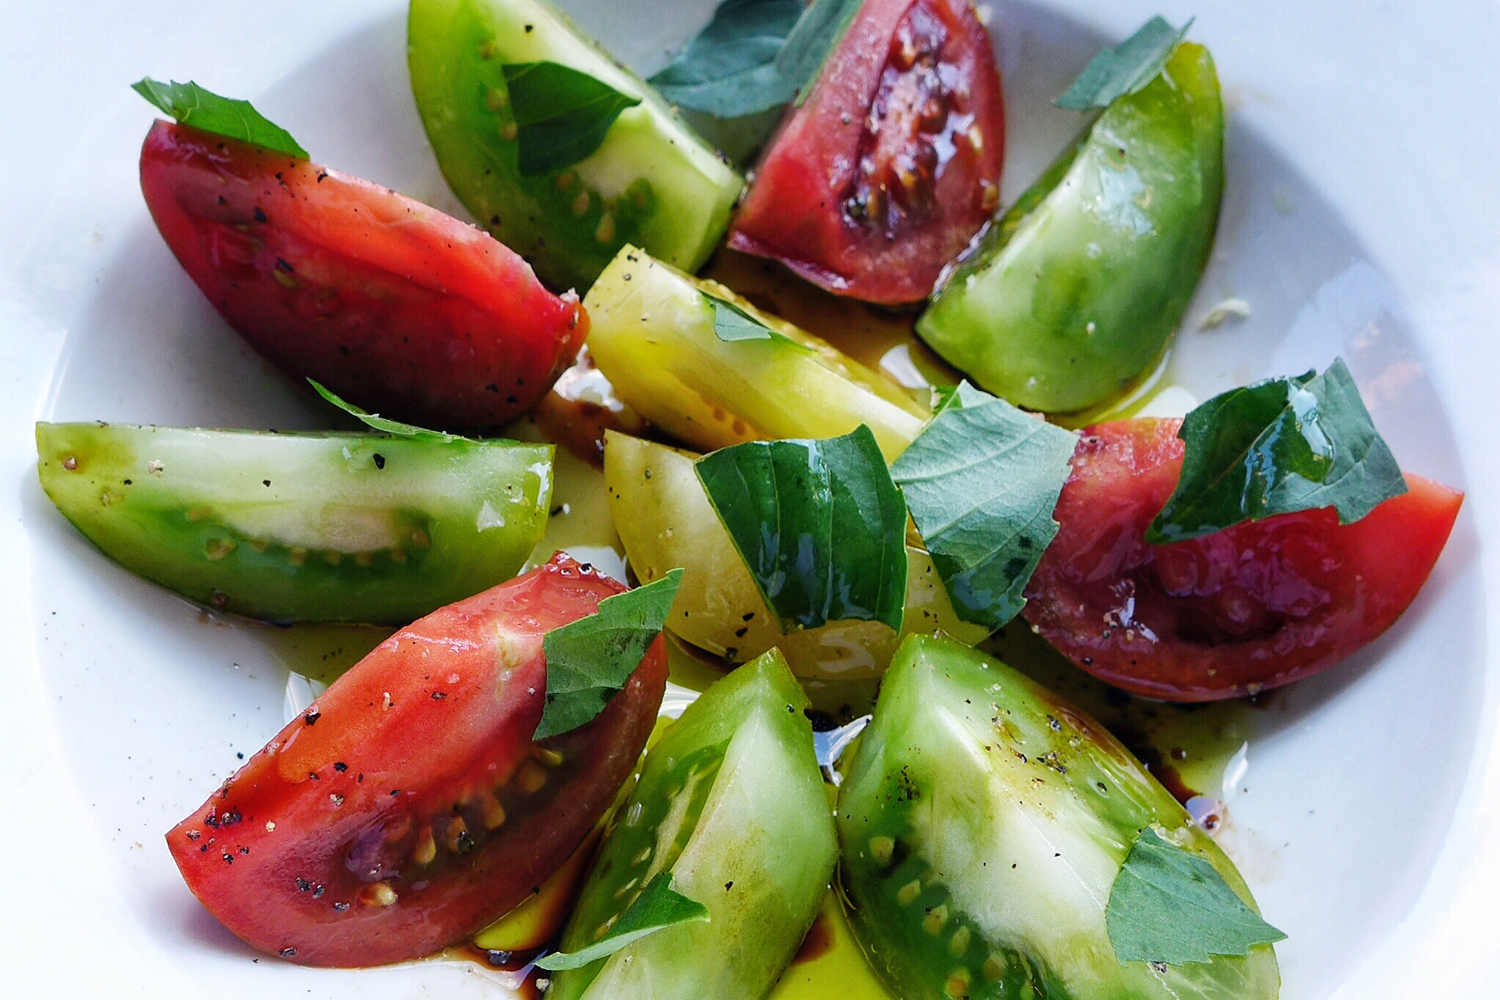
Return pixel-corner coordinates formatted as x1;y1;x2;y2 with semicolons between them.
140;121;587;429
728;0;1004;305
166;553;666;967
1023;418;1463;701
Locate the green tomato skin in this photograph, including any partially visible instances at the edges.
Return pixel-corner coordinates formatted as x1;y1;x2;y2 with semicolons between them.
602;430;989;681
407;0;743;291
548;650;836;1000
837;634;1280;1000
917;43;1224;413
36;423;551;624
585;245;930;461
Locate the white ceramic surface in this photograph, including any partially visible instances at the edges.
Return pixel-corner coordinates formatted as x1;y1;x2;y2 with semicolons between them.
1;1;1498;997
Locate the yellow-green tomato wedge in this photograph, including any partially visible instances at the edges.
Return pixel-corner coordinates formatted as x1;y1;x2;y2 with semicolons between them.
585;246;930;460
838;634;1280;999
917;43;1224;413
37;423;551;624
408;0;743;291
603;430;987;680
546;649;835;1000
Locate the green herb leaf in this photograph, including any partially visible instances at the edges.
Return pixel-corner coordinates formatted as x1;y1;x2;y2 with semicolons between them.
308;381;460;442
704;292;804;348
777;0;864;107
649;0;803;118
649;0;861;119
696;426;907;633
501;62;642;177
1147;359;1407;543
891;383;1076;631
536;569;683;739
1054;16;1194;112
132;78;308;159
708;293;776;342
533;872;709;971
1107;828;1286;965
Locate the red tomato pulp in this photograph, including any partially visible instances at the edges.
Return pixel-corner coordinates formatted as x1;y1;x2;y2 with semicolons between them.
730;0;1004;305
167;554;666;966
1024;418;1463;700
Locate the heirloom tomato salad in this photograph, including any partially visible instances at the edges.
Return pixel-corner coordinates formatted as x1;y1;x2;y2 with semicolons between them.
36;1;1463;998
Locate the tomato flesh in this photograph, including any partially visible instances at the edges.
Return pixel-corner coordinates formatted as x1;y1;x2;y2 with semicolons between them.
547;649;835;1000
728;0;1004;305
1023;418;1463;700
166;553;666;966
140;121;586;429
837;634;1280;998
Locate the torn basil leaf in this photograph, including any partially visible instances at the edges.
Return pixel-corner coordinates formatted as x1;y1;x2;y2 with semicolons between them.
704;292;803;348
132;78;308;159
649;0;802;118
778;0;864;106
1147;358;1407;543
695;425;907;633
649;0;861;119
309;380;461;443
1054;15;1193;112
501;62;642;177
534;872;709;971
536;569;683;739
707;293;776;342
891;382;1076;630
1107;829;1286;965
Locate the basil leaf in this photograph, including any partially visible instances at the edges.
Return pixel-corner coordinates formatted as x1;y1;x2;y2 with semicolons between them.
533;872;709;971
308;380;461;443
1054;16;1193;112
649;0;860;119
695;426;907;633
649;0;802;118
1147;359;1407;543
892;383;1076;631
501;62;642;177
1106;829;1286;965
777;0;864;107
708;293;776;342
536;569;683;739
132;78;308;159
704;292;804;348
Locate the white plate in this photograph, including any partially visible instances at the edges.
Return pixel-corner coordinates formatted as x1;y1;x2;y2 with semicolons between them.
2;0;1498;996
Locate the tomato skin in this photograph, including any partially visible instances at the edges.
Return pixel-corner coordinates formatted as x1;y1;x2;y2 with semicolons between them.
140;121;586;429
36;422;552;624
166;553;666;967
1023;418;1463;701
728;0;1004;305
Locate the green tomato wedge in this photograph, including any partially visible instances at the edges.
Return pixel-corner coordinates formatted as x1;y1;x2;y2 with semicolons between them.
917;42;1224;413
547;649;835;999
36;422;551;624
837;634;1280;1000
602;430;987;681
585;245;929;460
408;0;743;292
